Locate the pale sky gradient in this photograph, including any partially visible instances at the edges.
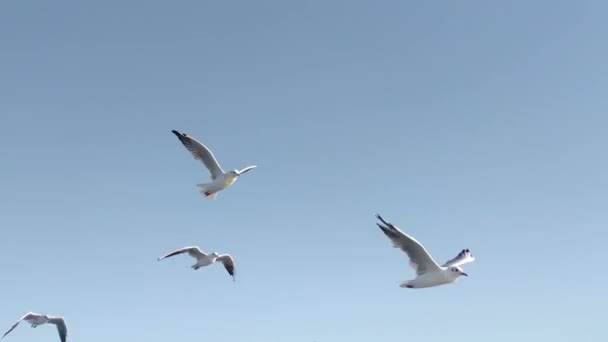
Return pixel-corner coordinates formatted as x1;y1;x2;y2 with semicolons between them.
1;1;606;341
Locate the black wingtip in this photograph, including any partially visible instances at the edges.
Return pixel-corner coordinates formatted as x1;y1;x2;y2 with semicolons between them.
171;130;182;137
375;213;384;222
375;213;391;227
375;214;383;228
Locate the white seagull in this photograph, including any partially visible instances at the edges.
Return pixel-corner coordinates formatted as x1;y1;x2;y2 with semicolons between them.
376;214;475;289
158;246;236;281
171;130;257;199
2;312;67;342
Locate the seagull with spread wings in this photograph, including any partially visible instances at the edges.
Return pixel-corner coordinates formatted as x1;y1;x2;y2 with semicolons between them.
171;130;256;199
376;214;475;289
158;246;236;281
2;312;67;342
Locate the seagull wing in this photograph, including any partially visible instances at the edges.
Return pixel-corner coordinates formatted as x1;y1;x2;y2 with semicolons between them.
376;214;441;275
236;165;257;175
216;254;236;281
442;249;475;267
158;246;207;261
171;130;225;180
48;317;67;342
2;312;39;338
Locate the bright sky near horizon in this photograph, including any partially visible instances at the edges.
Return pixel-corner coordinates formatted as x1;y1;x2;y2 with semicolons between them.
1;1;607;341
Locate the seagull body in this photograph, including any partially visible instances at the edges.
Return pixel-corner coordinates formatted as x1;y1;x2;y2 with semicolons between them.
376;214;475;289
2;312;67;342
171;130;256;199
158;246;236;281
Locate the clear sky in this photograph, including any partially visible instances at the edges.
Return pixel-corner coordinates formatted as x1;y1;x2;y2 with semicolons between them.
1;1;606;341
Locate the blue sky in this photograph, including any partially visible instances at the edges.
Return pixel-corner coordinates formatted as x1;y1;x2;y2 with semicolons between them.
1;0;606;341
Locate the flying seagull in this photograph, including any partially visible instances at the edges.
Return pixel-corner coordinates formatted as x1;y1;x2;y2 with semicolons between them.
171;130;257;199
2;312;67;342
158;246;236;281
375;214;475;289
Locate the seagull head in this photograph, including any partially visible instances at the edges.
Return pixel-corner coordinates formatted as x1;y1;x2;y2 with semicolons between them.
210;252;220;258
229;170;240;177
449;266;468;278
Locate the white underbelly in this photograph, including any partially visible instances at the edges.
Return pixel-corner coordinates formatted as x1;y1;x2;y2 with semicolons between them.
409;272;451;288
208;179;229;192
28;317;48;325
195;258;214;267
207;177;237;192
223;177;237;187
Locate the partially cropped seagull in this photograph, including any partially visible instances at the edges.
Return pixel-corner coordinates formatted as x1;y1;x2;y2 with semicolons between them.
2;312;67;342
171;130;257;199
376;214;475;289
158;246;236;281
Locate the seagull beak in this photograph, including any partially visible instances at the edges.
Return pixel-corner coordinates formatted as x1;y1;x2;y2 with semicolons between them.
461;272;468;277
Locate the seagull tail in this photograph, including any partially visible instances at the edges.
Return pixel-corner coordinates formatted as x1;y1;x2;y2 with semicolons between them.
196;183;218;200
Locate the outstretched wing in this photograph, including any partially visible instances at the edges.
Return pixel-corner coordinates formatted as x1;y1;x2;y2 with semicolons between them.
171;130;224;179
2;312;38;339
48;317;67;342
158;246;206;261
236;166;257;175
442;249;475;267
376;214;441;275
216;254;236;281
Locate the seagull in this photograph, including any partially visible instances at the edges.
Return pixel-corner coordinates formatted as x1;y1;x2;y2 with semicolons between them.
158;246;236;281
375;214;475;289
2;312;67;342
171;130;257;199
